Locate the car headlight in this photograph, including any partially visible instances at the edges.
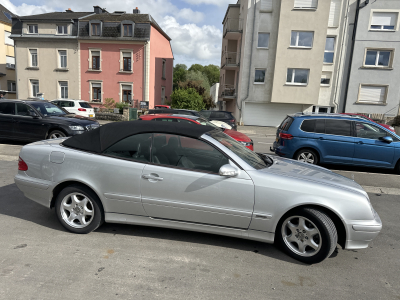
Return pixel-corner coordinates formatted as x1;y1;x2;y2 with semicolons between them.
239;140;253;146
69;125;85;131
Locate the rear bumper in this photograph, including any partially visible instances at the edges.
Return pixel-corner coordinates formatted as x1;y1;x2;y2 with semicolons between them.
345;210;382;250
14;173;53;208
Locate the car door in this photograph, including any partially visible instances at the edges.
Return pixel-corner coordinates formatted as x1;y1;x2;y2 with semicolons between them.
13;103;47;140
0;102;15;138
353;121;395;167
100;133;152;215
140;133;255;229
313;119;355;164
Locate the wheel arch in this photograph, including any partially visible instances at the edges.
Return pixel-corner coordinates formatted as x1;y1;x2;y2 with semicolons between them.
293;146;322;162
275;204;347;249
45;126;68;139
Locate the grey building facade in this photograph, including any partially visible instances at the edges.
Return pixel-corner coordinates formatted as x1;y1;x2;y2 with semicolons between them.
344;1;400;119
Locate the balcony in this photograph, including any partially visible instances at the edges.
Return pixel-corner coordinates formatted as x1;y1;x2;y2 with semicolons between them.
221;52;240;70
220;84;236;99
223;18;243;39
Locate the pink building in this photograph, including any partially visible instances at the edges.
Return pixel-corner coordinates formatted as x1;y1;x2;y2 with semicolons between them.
78;7;173;108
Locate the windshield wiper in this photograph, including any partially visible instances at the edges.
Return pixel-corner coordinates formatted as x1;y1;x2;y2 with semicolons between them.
257;153;273;166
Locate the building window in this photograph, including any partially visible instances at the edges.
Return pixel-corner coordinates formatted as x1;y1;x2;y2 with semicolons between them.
30;49;38;67
260;0;272;12
4;31;13;45
123;52;132;71
28;24;38;34
7;81;16;92
370;12;398;31
321;72;331;86
290;31;314;48
91;51;100;70
328;0;341;28
286;68;309;85
57;25;68;35
254;69;266;83
59;81;68;99
123;24;132;37
30;80;39;97
294;0;318;9
161;86;166;104
258;33;270;48
358;85;387;104
324;37;335;63
92;83;102;102
162;59;166;79
59;50;67;68
122;85;132;103
91;23;100;36
364;49;392;67
6;56;15;69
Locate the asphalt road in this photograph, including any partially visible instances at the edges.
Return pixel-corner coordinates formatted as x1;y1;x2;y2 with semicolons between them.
0;129;399;299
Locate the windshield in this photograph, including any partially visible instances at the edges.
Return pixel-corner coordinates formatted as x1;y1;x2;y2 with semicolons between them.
30;102;66;116
208;130;269;169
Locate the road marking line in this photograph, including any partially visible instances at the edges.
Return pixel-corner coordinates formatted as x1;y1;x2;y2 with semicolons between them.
0;155;19;161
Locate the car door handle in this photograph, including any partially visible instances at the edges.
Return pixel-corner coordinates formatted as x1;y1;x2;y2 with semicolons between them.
142;174;163;181
357;141;364;144
318;137;324;140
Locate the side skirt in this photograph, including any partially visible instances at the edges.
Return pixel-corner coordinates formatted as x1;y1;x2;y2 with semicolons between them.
105;213;275;244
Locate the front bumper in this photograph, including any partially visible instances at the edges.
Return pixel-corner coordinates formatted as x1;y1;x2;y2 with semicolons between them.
345;209;382;250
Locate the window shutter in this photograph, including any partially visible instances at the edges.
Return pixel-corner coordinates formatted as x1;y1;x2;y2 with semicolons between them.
123;52;131;58
371;12;397;26
328;0;341;27
92;51;100;57
359;85;386;103
260;0;272;12
4;31;13;45
122;84;131;91
6;56;15;64
92;83;101;88
294;0;318;9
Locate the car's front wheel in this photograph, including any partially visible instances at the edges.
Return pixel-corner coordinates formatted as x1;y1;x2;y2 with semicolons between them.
48;130;66;139
276;208;337;264
55;185;104;234
295;149;318;165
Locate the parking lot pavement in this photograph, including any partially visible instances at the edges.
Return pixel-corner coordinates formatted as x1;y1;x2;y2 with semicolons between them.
0;159;399;299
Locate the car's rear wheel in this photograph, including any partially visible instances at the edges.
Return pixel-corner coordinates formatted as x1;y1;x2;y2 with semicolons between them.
55;185;104;234
295;149;318;165
48;130;66;139
276;208;337;264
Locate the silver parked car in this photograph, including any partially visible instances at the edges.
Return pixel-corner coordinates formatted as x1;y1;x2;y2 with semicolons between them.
14;121;382;263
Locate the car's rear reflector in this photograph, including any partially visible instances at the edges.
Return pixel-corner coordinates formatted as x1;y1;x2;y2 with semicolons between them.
18;157;28;171
279;133;293;140
78;108;87;112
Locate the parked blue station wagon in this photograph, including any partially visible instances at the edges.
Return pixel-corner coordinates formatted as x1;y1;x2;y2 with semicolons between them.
272;114;400;172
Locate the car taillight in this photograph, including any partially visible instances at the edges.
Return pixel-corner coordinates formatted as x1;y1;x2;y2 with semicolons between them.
78;108;87;112
279;133;293;140
230;119;235;123
18;157;28;171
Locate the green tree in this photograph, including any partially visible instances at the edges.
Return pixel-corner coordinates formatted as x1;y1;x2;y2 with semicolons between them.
173;64;188;91
178;80;215;110
174;64;187;71
186;70;210;95
203;64;220;86
188;64;204;73
171;88;205;111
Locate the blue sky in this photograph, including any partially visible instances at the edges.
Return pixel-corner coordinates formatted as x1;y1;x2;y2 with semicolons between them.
2;0;235;67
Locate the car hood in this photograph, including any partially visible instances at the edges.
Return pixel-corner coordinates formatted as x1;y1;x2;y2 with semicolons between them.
378;123;395;132
224;129;251;142
44;114;98;125
258;156;367;197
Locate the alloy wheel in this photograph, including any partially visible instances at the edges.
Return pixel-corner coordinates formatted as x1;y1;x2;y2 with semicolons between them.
298;152;315;164
281;216;321;257
50;132;64;139
60;192;94;228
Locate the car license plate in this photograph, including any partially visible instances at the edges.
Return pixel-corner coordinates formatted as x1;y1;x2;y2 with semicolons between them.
89;114;94;118
276;137;279;142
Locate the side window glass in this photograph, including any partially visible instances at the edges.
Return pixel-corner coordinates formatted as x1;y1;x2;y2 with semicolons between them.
201;111;211;118
315;119;325;134
176;119;195;124
300;119;315;132
325;120;351;136
68;102;75;107
102;133;152;162
0;103;15;115
16;103;34;116
356;122;391;140
152;133;229;173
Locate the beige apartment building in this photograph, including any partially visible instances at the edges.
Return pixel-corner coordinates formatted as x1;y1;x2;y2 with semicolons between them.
0;4;16;99
219;0;357;126
11;10;92;100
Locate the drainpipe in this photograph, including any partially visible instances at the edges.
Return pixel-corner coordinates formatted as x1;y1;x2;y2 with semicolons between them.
341;0;361;113
238;0;256;125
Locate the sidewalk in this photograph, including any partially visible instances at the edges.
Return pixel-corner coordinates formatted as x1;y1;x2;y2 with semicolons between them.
237;125;277;136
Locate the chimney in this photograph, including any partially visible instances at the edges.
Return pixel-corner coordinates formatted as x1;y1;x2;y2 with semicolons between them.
132;7;140;14
65;8;73;12
94;5;102;14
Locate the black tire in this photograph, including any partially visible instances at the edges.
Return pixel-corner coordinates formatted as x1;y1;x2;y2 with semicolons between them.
55;184;104;234
276;208;337;264
294;149;319;165
47;130;67;139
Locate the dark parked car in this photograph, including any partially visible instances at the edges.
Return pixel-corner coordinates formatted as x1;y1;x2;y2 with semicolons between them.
146;108;206;118
0;100;99;141
200;110;237;130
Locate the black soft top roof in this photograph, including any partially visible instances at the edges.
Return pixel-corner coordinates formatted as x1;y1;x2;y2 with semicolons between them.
62;120;215;153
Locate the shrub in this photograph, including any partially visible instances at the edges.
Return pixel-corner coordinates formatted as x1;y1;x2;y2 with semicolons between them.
171;88;205;111
392;115;400;127
104;98;116;109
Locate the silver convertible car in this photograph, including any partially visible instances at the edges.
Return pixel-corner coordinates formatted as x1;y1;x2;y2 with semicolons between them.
14;121;382;263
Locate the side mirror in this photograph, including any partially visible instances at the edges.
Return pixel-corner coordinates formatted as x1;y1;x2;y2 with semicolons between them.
219;164;239;177
379;136;393;144
29;111;39;118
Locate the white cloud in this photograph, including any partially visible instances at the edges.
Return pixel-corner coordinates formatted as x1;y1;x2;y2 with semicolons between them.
183;0;234;7
1;0;52;16
161;16;221;66
177;8;204;24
